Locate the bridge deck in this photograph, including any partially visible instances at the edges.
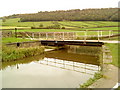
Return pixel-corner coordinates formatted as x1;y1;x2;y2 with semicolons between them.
41;40;104;46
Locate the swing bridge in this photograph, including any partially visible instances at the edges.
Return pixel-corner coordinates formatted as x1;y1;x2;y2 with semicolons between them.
16;30;119;46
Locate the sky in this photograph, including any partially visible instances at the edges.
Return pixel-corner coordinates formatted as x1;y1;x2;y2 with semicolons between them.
0;0;119;17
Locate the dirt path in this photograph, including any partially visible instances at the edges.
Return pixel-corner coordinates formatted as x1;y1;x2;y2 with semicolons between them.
88;44;119;88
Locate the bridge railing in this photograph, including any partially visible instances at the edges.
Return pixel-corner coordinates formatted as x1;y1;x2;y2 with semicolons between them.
16;30;118;40
76;30;118;41
17;32;76;40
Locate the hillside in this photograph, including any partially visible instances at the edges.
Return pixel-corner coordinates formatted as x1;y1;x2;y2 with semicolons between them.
5;8;120;22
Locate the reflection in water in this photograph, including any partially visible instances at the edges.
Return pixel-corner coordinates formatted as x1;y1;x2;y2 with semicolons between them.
2;46;102;88
45;49;100;66
38;58;100;75
17;64;19;69
1;54;45;70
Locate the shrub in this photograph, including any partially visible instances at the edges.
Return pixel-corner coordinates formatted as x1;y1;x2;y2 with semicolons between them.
39;24;44;27
47;24;61;29
61;27;65;29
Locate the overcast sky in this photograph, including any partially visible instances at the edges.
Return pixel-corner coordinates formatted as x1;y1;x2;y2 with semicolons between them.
0;0;119;17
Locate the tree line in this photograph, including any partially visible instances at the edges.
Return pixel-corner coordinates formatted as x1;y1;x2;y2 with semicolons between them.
5;8;120;21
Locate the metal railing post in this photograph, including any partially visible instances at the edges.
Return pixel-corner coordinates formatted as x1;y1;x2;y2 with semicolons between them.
39;33;41;40
84;30;87;44
98;31;100;41
46;33;48;40
63;32;64;40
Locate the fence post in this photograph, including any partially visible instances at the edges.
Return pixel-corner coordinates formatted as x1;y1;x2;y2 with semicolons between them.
15;28;17;38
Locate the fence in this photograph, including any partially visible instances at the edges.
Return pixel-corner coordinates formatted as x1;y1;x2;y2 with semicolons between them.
2;30;118;40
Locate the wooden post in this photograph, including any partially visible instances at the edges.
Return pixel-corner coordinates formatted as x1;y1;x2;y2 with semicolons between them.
15;28;17;38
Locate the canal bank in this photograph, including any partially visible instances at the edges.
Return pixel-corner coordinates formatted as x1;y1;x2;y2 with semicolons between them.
2;41;45;62
87;44;119;88
88;64;118;88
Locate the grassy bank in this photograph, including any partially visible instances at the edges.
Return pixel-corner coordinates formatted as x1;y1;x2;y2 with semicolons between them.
2;46;44;62
2;37;35;44
105;43;119;67
80;72;103;88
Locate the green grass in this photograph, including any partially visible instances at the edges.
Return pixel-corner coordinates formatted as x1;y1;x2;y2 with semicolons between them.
2;18;54;27
2;18;119;39
2;37;34;44
1;18;119;30
2;45;44;62
15;29;74;32
1;26;31;29
105;43;119;67
59;21;118;28
82;27;118;31
80;72;103;88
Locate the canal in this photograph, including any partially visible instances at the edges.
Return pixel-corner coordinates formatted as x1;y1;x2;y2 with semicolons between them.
1;46;102;88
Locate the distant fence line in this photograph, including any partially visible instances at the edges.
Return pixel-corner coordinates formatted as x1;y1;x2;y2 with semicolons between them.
2;30;119;40
2;31;13;37
6;41;41;48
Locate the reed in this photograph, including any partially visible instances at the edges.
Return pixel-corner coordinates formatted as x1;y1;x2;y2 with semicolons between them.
2;45;44;62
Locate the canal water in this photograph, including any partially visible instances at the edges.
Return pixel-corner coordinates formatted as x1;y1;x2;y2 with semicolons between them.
1;46;102;88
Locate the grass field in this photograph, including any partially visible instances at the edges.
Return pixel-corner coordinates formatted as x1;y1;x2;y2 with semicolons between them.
2;37;35;43
59;21;118;28
1;18;119;39
1;18;54;27
1;18;119;30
